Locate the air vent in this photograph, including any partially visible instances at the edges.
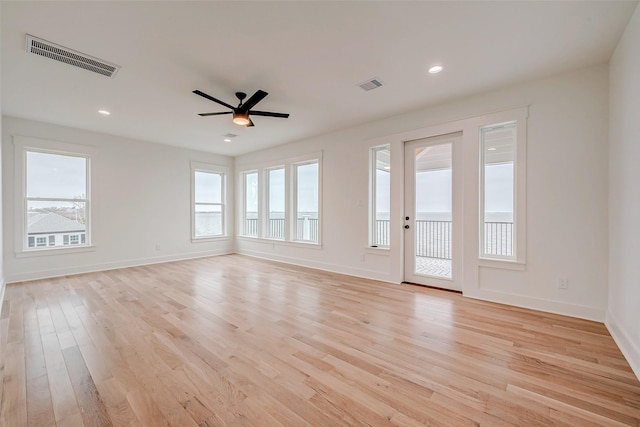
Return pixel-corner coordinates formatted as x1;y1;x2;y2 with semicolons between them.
26;34;120;78
224;133;238;139
358;78;383;92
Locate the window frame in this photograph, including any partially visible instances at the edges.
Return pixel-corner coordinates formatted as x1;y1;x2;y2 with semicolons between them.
477;110;527;267
240;170;259;237
369;144;391;249
265;166;286;240
14;136;93;256
292;159;321;244
190;161;229;242
237;151;322;246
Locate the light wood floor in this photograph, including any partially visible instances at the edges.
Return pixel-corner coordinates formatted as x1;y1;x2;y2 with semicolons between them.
1;255;639;426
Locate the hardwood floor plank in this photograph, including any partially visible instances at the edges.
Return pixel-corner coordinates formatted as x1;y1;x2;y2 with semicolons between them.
1;254;639;426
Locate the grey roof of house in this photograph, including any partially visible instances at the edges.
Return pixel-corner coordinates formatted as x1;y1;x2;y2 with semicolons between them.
28;212;86;235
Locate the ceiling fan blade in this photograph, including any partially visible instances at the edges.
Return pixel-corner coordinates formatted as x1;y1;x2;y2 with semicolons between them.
246;119;255;127
193;90;235;110
250;110;290;118
198;112;233;116
239;90;268;112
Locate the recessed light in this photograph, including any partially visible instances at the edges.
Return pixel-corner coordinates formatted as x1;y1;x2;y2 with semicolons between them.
223;138;232;143
488;147;497;151
98;110;111;116
428;65;443;74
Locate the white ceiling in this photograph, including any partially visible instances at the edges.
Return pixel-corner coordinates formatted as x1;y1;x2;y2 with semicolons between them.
2;1;637;157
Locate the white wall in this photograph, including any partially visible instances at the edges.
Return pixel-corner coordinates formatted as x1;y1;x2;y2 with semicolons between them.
236;64;610;321
608;4;640;379
2;117;234;282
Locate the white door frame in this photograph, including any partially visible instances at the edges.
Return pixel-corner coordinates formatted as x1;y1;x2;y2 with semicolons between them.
404;132;463;291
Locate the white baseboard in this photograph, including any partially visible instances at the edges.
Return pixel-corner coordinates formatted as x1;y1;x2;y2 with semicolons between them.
463;288;606;322
5;249;233;283
237;248;400;285
606;311;640;381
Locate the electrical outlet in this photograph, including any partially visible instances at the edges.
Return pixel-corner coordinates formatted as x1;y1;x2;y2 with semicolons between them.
558;278;569;290
155;244;161;251
360;253;365;261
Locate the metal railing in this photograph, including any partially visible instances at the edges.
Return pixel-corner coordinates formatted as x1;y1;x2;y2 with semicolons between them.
244;217;319;242
374;219;514;259
483;221;513;257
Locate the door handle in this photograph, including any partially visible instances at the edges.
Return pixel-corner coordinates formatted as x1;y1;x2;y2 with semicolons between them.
404;225;410;229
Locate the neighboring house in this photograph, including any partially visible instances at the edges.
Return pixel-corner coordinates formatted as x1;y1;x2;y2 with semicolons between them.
27;212;86;248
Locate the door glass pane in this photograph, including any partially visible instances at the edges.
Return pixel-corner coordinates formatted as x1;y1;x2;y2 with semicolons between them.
414;142;452;279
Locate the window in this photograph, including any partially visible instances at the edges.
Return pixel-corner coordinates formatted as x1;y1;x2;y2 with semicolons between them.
192;164;227;239
370;145;391;247
238;153;321;245
267;167;285;239
70;235;79;245
294;161;319;242
243;171;259;236
23;149;90;251
480;122;516;260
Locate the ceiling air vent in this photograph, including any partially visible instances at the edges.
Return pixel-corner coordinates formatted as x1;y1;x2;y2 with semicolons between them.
26;34;120;78
358;78;383;92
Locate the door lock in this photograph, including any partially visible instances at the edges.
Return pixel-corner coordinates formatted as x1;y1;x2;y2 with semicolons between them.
404;225;410;229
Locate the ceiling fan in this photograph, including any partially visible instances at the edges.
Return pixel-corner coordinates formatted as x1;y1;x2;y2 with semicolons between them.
193;89;289;127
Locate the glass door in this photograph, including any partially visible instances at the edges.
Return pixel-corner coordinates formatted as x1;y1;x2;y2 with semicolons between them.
404;132;462;291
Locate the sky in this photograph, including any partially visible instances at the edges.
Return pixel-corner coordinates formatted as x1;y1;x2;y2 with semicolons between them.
26;151;86;199
244;162;318;213
375;162;513;213
29;151;510;216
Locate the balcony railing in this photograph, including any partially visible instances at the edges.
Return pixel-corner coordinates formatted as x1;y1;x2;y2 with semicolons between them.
244;217;319;242
374;219;514;259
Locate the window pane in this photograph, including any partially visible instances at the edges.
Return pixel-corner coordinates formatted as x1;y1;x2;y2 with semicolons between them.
372;146;390;246
244;172;258;236
195;204;223;237
27;201;87;248
194;171;222;203
482;124;515;258
295;162;319;242
26;151;86;199
268;168;285;239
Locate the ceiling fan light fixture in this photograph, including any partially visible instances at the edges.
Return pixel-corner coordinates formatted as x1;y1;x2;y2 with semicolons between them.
232;112;250;126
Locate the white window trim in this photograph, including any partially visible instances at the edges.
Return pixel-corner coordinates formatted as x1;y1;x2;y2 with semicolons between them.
477;108;527;267
240;170;259;237
237;151;322;246
265;165;287;240
369;144;391;248
292;158;322;244
191;161;229;242
13;136;94;256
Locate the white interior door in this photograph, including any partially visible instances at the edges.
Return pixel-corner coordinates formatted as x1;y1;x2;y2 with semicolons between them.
404;132;462;291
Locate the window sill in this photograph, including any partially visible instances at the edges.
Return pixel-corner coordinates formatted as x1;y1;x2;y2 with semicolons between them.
478;258;526;271
16;245;97;258
191;236;231;243
365;246;390;255
237;235;322;250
